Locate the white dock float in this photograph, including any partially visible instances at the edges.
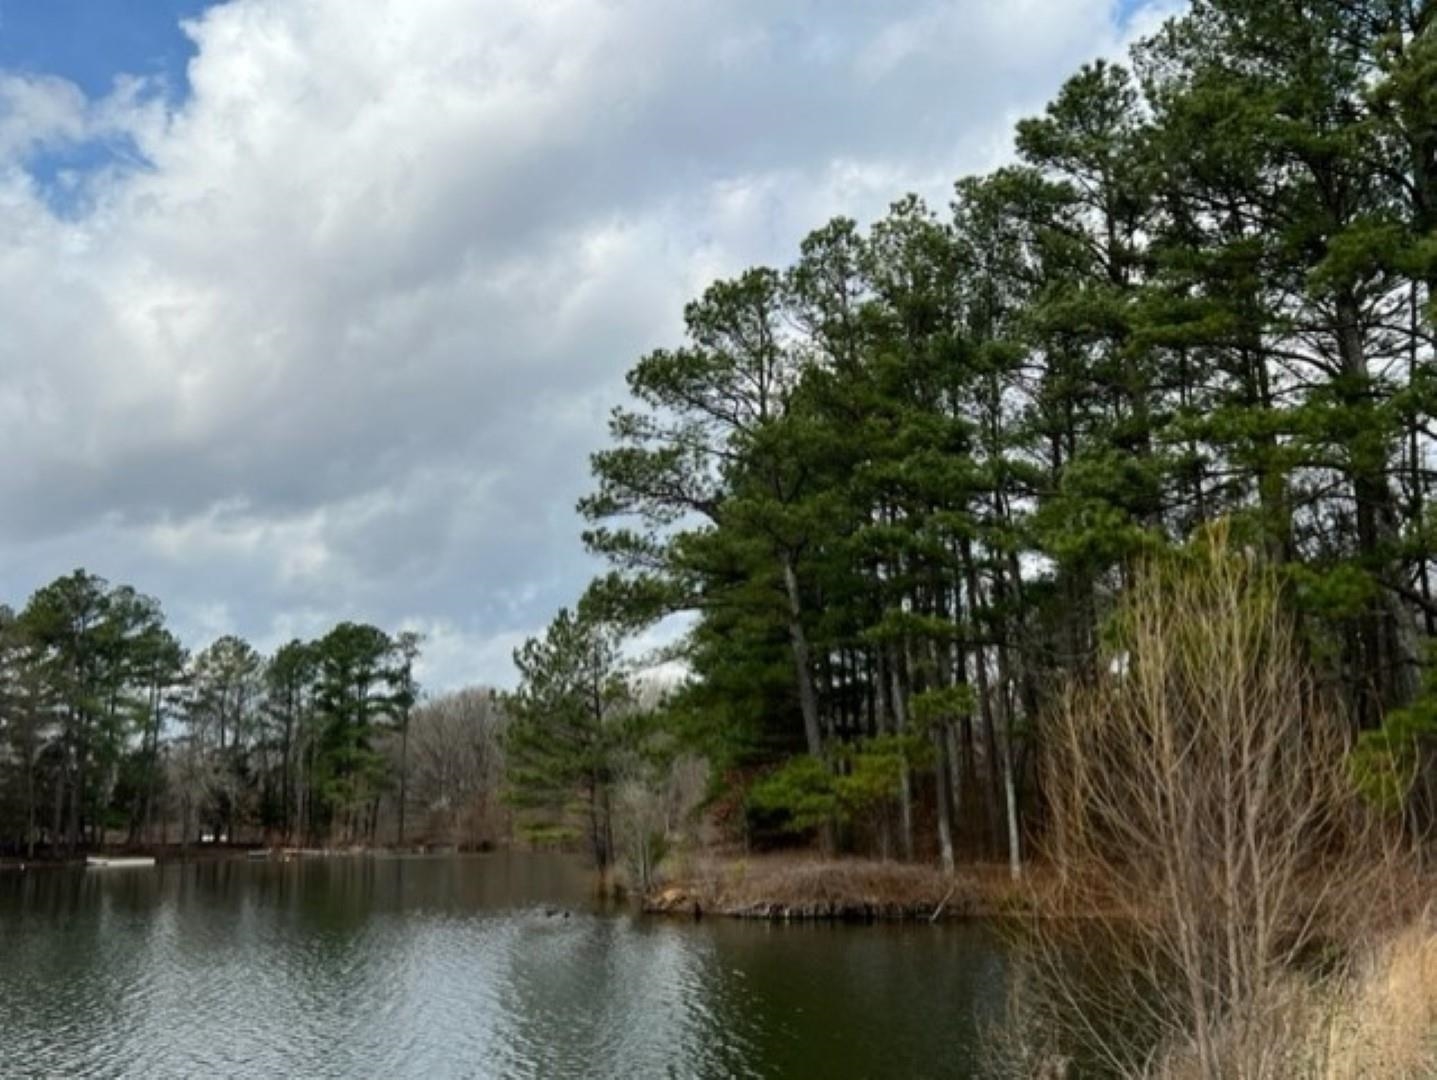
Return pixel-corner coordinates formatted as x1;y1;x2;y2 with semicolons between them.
85;856;156;869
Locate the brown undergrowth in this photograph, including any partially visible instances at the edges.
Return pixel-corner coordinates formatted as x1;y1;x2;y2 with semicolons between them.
643;852;1041;920
989;529;1436;1078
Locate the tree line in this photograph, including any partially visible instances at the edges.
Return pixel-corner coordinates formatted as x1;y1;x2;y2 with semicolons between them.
506;0;1437;874
0;568;466;856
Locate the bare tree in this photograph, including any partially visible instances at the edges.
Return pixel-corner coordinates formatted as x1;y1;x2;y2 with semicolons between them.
608;673;707;892
166;734;216;856
402;688;505;848
612;752;707;893
1002;526;1404;1078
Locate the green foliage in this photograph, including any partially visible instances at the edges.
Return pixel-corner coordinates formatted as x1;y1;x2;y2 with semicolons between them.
1288;563;1380;621
517;820;582;848
0;567;420;852
747;756;839;832
909;686;976;730
501;603;645;870
565;0;1437;868
1352;664;1437;813
10;0;1437;870
747;735;926;834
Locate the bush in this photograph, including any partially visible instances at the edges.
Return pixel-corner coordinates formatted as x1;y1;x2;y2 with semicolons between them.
746;735;925;837
997;525;1405;1077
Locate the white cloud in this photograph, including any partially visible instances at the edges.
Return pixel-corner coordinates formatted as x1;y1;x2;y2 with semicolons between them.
0;73;88;156
0;0;1181;688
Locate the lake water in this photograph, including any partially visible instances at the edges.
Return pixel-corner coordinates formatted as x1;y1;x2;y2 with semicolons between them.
0;854;1008;1079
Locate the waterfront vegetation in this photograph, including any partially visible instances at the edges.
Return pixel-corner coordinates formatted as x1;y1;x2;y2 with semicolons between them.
5;0;1437;1074
0;574;453;854
498;0;1437;1072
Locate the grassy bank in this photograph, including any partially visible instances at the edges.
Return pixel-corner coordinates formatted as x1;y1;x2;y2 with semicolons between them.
1115;919;1437;1080
642;854;1035;921
1310;920;1437;1079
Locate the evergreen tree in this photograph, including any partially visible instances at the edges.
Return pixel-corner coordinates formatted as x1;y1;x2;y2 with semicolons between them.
503;604;634;874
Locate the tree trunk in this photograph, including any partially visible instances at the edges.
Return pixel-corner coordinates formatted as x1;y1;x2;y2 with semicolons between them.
780;553;824;758
1335;289;1418;719
933;728;956;875
140;681;162;845
397;709;409;848
1410;285;1436;635
995;641;1023;881
889;645;915;860
589;780;609;877
69;730;87;854
51;771;64;856
24;753;36;860
873;647;897;859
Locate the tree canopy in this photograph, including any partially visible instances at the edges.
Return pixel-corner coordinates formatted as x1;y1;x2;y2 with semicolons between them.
536;0;1437;868
0;569;424;854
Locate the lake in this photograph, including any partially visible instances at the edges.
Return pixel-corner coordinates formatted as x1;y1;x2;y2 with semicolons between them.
0;854;1008;1079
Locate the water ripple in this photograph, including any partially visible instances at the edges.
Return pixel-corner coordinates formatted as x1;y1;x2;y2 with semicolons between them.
0;856;1006;1079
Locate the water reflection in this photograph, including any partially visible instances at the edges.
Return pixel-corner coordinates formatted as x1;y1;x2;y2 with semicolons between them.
0;855;1006;1079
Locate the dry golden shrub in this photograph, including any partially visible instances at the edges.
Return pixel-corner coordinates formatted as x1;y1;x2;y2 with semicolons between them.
999;525;1419;1079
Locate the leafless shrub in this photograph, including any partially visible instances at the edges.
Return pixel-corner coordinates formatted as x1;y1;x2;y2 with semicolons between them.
402;687;507;848
1003;526;1409;1078
613;752;707;892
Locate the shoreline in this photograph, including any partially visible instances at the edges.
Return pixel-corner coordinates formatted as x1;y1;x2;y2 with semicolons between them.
641;855;1035;922
0;842;486;871
7;848;1041;926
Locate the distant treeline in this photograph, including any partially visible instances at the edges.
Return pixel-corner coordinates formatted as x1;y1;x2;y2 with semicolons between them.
0;569;506;856
504;0;1437;872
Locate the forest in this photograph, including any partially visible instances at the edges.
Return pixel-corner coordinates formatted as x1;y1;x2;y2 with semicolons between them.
5;1;1435;1074
501;0;1437;881
4;0;1436;886
0;568;515;856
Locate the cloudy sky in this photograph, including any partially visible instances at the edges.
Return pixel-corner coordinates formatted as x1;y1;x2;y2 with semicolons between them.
0;0;1176;690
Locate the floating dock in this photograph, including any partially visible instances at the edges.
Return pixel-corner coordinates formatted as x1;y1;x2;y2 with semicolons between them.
85;856;156;869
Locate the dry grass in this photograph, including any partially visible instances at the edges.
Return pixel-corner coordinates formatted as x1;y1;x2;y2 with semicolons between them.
1136;920;1437;1079
991;910;1437;1079
993;531;1432;1078
644;852;1032;920
1017;534;1408;1080
1314;919;1437;1079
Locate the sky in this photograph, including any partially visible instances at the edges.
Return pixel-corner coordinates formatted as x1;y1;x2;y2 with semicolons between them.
0;0;1179;691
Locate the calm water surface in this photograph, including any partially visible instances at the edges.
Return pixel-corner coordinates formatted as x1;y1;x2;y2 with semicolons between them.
0;855;1007;1079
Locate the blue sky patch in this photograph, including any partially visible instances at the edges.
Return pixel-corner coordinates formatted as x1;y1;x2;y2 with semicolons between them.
0;0;208;100
0;0;210;212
